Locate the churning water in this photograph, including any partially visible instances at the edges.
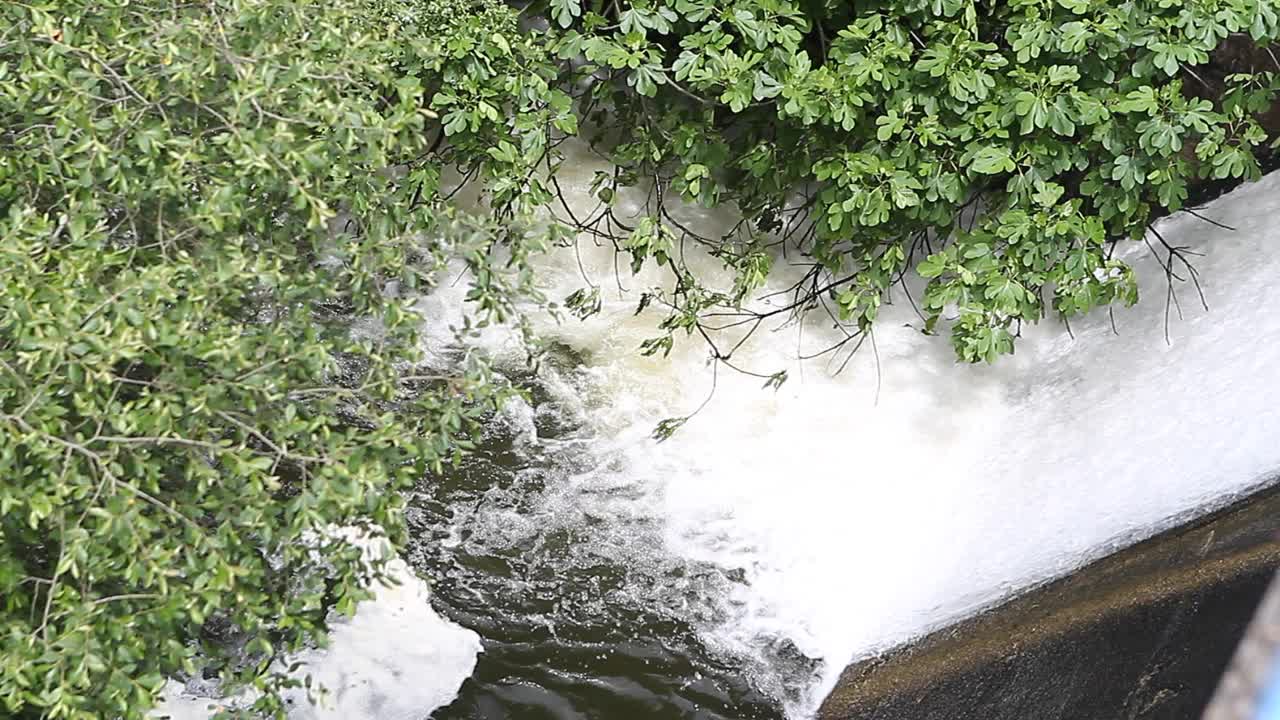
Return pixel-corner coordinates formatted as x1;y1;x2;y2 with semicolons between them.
161;148;1280;719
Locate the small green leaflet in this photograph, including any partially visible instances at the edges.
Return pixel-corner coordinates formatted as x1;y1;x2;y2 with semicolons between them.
969;146;1015;174
551;0;582;28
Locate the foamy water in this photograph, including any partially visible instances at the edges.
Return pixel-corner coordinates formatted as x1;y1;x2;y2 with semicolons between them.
161;146;1280;718
155;532;481;719
447;145;1280;716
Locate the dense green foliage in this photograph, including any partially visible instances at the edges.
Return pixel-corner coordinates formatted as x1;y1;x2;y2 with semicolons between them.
0;0;551;717
3;0;1279;716
531;0;1280;364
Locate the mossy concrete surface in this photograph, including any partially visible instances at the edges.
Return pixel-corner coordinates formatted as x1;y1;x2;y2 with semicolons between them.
819;486;1280;720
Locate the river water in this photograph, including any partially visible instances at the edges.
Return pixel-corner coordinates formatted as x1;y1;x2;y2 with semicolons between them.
161;149;1280;720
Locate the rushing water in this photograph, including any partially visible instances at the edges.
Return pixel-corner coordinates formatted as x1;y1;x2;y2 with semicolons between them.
157;532;483;720
163;149;1280;719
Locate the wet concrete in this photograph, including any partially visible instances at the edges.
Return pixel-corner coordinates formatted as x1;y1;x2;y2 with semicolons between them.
818;485;1280;720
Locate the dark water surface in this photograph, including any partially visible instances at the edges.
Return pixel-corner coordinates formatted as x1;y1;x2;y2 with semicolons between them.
401;368;801;720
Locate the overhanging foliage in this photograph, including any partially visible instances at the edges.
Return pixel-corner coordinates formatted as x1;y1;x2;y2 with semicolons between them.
3;0;1279;716
526;0;1279;370
0;1;551;717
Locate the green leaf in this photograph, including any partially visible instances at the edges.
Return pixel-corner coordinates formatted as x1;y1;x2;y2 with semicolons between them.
551;0;582;28
969;146;1016;175
918;254;948;278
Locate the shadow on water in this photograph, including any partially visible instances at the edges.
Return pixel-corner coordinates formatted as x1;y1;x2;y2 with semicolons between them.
400;355;803;720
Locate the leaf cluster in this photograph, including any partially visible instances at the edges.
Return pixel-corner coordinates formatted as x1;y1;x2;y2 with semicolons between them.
529;0;1280;363
0;0;550;717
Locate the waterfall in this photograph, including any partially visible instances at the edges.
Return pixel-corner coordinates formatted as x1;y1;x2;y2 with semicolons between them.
162;143;1280;718
446;143;1280;716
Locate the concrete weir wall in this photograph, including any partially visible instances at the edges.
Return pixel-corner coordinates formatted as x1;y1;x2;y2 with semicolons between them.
818;486;1280;720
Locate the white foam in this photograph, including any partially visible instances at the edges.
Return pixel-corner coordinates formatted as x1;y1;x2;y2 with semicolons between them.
154;532;481;720
159;148;1280;719
498;143;1280;716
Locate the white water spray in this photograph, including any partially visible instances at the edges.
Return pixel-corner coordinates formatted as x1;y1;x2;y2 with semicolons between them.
155;532;481;720
452;143;1280;717
161;145;1280;719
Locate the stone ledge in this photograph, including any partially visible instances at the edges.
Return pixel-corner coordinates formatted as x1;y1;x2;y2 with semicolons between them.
819;485;1280;720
